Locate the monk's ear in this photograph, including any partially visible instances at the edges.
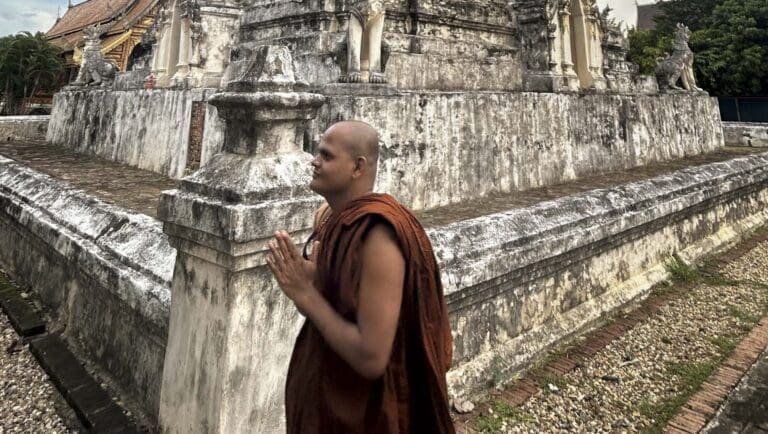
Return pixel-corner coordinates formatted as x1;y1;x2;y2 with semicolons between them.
352;156;368;179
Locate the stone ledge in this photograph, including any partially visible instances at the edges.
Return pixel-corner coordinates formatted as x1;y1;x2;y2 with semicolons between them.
28;334;140;433
430;152;768;297
723;122;768;148
441;152;768;398
0;155;174;324
0;278;45;337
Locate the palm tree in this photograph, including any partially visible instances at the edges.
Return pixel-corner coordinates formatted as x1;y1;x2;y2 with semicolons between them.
0;32;64;115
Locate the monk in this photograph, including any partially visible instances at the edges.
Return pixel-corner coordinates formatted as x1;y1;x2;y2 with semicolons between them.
266;120;456;434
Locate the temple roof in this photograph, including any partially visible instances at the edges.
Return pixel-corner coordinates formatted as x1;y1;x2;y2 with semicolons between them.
46;0;158;52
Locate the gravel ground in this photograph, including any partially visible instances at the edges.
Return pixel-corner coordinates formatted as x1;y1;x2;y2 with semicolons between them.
473;239;768;433
0;311;76;433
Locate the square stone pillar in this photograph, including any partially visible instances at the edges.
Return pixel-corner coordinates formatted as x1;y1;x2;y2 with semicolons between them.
158;46;326;433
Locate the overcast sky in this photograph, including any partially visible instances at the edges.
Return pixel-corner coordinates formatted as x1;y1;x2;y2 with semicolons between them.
0;0;664;38
0;0;66;37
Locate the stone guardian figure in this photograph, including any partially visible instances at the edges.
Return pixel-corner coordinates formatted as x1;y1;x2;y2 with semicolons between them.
342;0;387;84
655;23;703;92
71;25;117;88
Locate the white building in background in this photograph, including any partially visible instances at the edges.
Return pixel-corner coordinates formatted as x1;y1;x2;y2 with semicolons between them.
598;0;639;30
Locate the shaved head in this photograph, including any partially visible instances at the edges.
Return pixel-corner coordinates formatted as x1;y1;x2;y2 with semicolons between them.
311;120;381;205
325;121;380;168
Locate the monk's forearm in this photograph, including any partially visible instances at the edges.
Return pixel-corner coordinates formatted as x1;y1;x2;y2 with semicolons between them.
298;290;385;379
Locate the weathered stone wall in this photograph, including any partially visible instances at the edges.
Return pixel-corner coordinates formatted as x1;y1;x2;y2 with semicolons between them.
313;92;724;210
0;116;49;143
2;150;766;426
723;122;768;148
46;89;220;179
240;0;521;90
0;156;173;420
437;152;768;397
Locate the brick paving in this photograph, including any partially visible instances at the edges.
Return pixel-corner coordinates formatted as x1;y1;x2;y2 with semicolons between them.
667;319;768;434
703;349;768;434
0;140;762;225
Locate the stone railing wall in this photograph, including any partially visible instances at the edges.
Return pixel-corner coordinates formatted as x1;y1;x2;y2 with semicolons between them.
46;89;223;179
0;156;173;420
723;122;768;147
0;115;49;143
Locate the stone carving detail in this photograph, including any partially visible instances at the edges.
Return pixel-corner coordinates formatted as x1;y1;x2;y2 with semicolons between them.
222;45;308;91
655;23;703;92
71;25;118;87
338;0;388;84
517;0;645;92
598;6;637;92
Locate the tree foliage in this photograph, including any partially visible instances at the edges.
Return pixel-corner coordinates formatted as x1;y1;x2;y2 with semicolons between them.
692;0;768;96
653;0;725;34
627;29;672;76
627;0;768;96
0;32;64;115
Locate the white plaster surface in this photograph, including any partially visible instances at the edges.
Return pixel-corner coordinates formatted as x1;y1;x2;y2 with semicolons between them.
314;92;724;210
0;116;49;143
46;89;220;179
723;122;768;148
0;155;174;417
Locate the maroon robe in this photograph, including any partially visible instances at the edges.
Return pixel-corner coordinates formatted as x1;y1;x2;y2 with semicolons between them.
285;193;455;434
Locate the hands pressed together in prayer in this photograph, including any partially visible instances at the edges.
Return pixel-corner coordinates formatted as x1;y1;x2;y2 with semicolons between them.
266;230;320;311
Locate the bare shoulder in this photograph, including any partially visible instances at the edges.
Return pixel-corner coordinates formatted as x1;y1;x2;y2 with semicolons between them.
365;222;398;245
362;222;403;263
360;222;405;294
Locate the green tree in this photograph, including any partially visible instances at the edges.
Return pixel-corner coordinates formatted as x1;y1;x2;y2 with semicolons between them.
627;28;672;75
627;0;768;96
692;0;768;96
653;0;725;34
0;32;64;115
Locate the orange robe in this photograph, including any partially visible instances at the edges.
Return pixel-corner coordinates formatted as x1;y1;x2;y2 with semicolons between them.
285;193;455;434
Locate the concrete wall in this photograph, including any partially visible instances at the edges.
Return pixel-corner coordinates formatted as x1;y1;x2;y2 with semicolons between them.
313;92;724;210
0;155;173;421
2;150;766;425
723;122;768;147
46;89;222;179
0;116;49;143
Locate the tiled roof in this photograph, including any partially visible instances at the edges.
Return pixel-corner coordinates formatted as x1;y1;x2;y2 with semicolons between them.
637;4;663;30
46;0;134;38
107;0;158;33
46;0;158;55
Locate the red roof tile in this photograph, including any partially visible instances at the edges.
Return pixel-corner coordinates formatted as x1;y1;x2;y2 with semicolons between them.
46;0;134;38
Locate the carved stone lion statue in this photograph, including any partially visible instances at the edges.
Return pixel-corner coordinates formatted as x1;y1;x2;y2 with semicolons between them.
655;23;703;92
72;25;118;88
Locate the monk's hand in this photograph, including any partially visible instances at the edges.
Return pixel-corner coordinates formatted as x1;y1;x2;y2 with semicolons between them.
266;230;319;308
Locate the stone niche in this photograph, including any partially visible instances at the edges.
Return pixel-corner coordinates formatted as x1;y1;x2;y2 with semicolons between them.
240;0;523;91
149;0;242;88
516;0;641;93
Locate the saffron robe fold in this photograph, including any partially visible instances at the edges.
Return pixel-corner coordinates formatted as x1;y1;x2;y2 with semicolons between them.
285;193;455;434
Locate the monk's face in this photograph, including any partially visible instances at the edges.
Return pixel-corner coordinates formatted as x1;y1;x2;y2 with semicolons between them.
310;127;358;196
